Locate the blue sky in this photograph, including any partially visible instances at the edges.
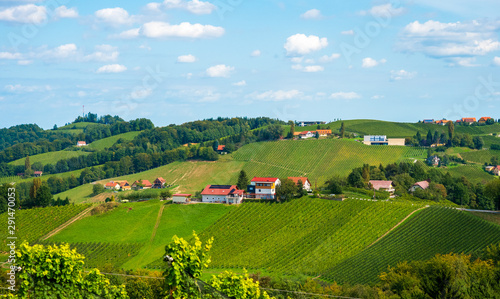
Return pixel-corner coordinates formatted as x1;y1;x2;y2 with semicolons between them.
1;0;500;129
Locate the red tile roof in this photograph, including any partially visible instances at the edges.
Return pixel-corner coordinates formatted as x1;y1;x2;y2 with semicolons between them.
201;185;241;196
34;171;43;174
369;180;393;190
173;194;192;197
461;117;476;123
217;145;226;151
105;182;118;187
288;177;310;185
155;177;166;183
479;117;492;122
413;181;429;190
251;177;279;183
77;141;86;145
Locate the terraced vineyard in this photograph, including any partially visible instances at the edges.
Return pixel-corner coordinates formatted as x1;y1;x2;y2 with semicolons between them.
8;150;90;166
232;139;426;184
190;198;421;276
445;165;494;183
37;241;142;269
0;204;91;250
461;149;500;164
324;207;500;284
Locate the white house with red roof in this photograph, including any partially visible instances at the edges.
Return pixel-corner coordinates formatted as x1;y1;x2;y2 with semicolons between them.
172;194;192;204
76;141;87;147
33;171;43;177
105;181;120;190
132;180;153;190
201;185;244;204
493;166;500;176
369;180;395;197
247;177;281;199
409;181;430;192
288;177;312;192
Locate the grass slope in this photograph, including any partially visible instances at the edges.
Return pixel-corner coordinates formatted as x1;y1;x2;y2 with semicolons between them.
461;149;500;164
9;150;90;166
445;165;494;184
324;207;500;284
86;131;141;150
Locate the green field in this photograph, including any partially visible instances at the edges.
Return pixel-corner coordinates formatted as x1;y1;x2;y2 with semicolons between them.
445;165;495;183
9;150;90;166
87;131;141;150
324;207;500;284
461;149;500;164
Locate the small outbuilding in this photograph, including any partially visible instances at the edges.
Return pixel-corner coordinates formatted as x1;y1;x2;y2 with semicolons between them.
172;194;192;204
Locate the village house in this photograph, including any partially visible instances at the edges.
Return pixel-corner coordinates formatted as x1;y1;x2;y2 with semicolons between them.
316;129;332;137
435;119;451;126
298;131;315;139
132;180;152;190
33;171;43;177
369;180;395;198
201;185;244;204
485;166;495;172
76;141;87;147
297;121;325;127
493;166;500;176
478;117;492;124
105;182;120;190
427;155;441;166
363;135;405;146
172;194;192;204
409;181;429;192
216;145;227;154
288;177;312;192
422;119;434;124
247;177;281;199
152;177;166;189
460;117;476;124
115;181;131;191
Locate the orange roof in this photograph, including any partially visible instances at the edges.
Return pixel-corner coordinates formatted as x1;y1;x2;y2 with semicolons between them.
173;194;192;197
413;181;429;190
34;171;43;174
461;117;476;122
479;117;492;122
293;132;302;136
251;177;279;183
201;185;241;196
288;177;310;185
316;129;332;134
105;182;118;187
369;180;393;190
155;177;166;183
217;145;226;151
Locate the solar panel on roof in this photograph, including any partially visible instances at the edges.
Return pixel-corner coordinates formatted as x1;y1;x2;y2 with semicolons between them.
209;185;232;189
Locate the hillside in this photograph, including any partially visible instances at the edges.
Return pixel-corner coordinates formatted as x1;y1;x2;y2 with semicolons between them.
9;150;90;166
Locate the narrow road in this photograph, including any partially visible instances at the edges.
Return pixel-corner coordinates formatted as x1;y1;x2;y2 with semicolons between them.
40;205;94;241
150;204;166;243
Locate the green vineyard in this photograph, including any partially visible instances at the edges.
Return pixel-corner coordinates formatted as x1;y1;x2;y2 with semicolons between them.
323;206;500;284
0;204;91;250
37;241;143;269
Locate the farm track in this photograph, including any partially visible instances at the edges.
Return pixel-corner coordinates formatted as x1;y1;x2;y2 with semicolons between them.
40;206;94;241
150;204;165;242
367;205;429;248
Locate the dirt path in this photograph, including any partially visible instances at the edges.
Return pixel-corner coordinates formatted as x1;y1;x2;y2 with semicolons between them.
150;204;165;243
367;205;429;248
40;205;95;241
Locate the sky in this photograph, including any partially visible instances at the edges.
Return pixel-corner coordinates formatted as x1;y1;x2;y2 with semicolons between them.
1;0;500;129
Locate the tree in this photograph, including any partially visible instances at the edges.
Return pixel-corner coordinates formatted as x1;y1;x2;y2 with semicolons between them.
24;155;31;173
289;120;295;140
213;140;219;151
448;121;454;139
426;129;433;146
0;183;20;214
484;179;500;210
29;178;42;201
35;185;52;207
340;122;345;138
163;233;213;299
160;189;172;200
275;178;297;202
208;270;274;299
92;183;105;196
473;136;484;150
236;170;249;191
326;176;344;194
315;131;320;139
15;242;128;298
296;180;307;197
361;164;370;183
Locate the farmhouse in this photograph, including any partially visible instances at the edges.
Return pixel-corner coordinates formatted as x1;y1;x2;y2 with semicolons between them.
247;177;281;199
76;141;87;147
297;121;325;127
485;166;495;172
132;180;152;190
152;177;166;189
201;185;244;204
461;117;476;124
288;177;312;192
105;182;120;190
422;119;434;124
493;166;500;176
33;171;43;177
427;155;441;166
363;135;405;146
298;131;315;139
172;194;192;204
479;117;492;124
409;181;429;192
216;145;227;154
435;119;451;126
369;180;395;197
316;129;332;137
116;181;131;191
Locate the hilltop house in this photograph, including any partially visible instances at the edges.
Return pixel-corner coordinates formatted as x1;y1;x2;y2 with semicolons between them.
76;141;87;147
288;177;312;192
316;129;332;137
485;166;495;172
369;180;395;197
427;155;441;166
201;185;244;204
409;181;429;192
116;181;131;191
132;180;152;190
493;166;500;176
422;119;434;124
435;119;451;126
297;121;325;127
105;182;120;190
216;145;227;154
461;117;476;124
298;131;315;139
479;117;492;124
295;130;332;139
363;135;405;146
172;194;192;204
247;177;281;199
152;177;166;189
33;171;43;177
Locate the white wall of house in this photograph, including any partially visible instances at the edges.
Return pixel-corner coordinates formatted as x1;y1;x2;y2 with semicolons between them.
202;195;227;203
173;196;190;204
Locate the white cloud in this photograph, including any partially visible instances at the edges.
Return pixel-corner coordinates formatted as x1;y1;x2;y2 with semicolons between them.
361;3;405;17
330;92;361;100
55;6;78;18
0;52;22;59
399;20;500;58
447;57;479;67
390;69;416;80
284;33;328;55
251;50;261;57
0;4;46;23
96;64;127;73
139;21;224;38
251;90;303;101
206;64;234;78
83;45;119;62
34;44;119;62
341;30;354;35
177;54;196;63
162;0;216;14
4;84;51;92
362;57;387;68
303;65;324;72
319;53;341;63
113;28;140;39
17;60;32;65
300;9;323;20
39;43;78;59
95;7;134;26
371;95;385;100
130;88;152;99
493;56;500;66
233;80;246;86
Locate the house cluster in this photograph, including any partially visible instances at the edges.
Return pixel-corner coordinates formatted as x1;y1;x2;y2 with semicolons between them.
293;130;332;139
370;179;431;197
423;117;493;125
173;177;312;204
363;135;406;146
485;165;500;176
297;121;326;127
104;177;167;191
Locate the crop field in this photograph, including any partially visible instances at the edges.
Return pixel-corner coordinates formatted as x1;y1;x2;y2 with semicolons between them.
445;165;494;183
192;198;421;276
0;204;91;250
461;149;500;164
483;135;500;148
324;207;500;284
38;241;142;269
87;131;141;150
232;139;426;184
8;150;90;166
